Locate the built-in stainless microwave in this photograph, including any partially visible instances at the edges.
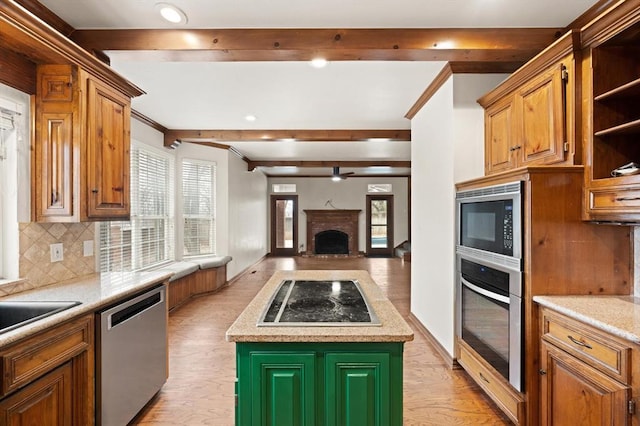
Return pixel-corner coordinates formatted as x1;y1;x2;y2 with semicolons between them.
456;181;523;261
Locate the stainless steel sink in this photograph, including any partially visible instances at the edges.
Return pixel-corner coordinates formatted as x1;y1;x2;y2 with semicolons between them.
0;301;81;334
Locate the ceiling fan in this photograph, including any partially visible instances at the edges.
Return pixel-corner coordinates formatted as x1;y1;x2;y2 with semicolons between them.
331;166;355;181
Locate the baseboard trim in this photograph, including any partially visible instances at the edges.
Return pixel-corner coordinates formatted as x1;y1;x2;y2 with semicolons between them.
227;254;268;285
407;312;460;369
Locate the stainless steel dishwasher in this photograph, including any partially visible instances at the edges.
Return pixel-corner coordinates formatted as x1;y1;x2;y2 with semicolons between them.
96;284;168;426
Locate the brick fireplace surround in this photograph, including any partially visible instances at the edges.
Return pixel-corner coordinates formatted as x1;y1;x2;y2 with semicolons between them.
304;209;361;256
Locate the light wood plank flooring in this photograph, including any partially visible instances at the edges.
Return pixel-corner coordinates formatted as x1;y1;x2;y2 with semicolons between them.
132;256;511;425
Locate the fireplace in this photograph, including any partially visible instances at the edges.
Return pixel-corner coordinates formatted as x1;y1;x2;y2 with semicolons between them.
304;210;361;256
315;230;349;254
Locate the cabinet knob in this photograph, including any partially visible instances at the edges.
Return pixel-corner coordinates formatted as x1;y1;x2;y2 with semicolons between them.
539;369;547;375
91;188;99;193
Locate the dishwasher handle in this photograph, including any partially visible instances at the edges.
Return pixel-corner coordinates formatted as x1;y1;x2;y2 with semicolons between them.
106;287;165;330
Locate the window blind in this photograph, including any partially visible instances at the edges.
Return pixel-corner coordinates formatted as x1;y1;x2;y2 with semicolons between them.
182;159;216;257
99;143;175;272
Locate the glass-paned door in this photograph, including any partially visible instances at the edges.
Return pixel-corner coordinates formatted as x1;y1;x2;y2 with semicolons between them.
270;195;298;256
366;195;394;257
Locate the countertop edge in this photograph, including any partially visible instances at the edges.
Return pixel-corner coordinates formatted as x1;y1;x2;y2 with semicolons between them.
0;271;173;348
534;295;640;344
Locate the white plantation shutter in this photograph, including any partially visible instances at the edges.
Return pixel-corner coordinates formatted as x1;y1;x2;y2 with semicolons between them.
182;159;216;257
99;143;175;272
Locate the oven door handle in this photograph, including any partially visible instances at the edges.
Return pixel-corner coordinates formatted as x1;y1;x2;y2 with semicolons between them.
461;277;510;304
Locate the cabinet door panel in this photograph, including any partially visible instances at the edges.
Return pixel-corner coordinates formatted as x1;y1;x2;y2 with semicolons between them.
0;362;72;426
516;65;566;165
37;113;74;219
485;98;515;174
325;352;390;426
540;341;629;426
86;79;130;219
249;352;316;426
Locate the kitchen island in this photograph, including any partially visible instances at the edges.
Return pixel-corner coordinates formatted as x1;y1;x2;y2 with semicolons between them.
226;270;413;426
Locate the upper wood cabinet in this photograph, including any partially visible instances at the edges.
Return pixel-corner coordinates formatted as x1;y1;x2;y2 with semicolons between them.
479;31;579;175
34;64;132;222
581;2;640;222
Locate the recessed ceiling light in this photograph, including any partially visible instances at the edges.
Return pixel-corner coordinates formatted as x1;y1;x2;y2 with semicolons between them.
310;58;328;68
433;40;455;49
244;114;257;122
156;3;188;25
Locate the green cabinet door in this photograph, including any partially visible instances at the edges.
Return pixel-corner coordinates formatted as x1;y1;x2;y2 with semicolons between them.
325;352;390;426
236;342;404;426
247;352;316;426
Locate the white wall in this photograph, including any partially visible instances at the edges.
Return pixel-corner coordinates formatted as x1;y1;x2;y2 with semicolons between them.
227;154;268;279
266;177;410;253
410;73;508;356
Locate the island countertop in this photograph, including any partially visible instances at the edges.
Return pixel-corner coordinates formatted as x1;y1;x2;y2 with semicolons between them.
534;295;640;344
226;270;414;343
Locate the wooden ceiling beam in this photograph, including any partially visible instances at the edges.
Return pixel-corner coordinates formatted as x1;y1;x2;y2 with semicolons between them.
248;160;411;171
164;129;410;146
71;28;561;63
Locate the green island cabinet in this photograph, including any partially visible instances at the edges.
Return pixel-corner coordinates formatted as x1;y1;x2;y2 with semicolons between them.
235;342;405;426
227;271;414;426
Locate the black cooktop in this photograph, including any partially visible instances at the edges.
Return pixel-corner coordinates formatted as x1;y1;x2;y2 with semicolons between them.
257;280;380;326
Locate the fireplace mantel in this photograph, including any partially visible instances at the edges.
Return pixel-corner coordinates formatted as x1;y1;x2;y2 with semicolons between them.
304;209;361;256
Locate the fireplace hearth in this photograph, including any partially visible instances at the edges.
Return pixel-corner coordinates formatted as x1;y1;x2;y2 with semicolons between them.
304;209;361;256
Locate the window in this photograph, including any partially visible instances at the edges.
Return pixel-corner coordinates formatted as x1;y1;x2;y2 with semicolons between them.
0;90;26;282
368;184;392;193
272;183;297;193
99;142;175;272
0;109;12;278
182;159;216;257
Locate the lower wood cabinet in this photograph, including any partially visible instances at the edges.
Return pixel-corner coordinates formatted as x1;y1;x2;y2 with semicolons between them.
539;307;634;426
235;342;404;426
0;315;94;426
0;363;73;426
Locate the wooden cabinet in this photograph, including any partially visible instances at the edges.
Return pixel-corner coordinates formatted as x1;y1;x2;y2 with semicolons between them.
456;167;631;425
539;307;633;425
34;64;133;222
581;2;640;222
0;363;73;426
0;315;94;426
457;340;524;424
479;31;578;175
236;342;404;426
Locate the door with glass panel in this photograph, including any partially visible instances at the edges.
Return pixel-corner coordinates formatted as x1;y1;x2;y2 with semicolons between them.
270;195;298;256
366;195;394;257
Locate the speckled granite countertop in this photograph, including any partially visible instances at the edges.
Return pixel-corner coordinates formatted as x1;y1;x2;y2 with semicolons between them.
0;271;172;347
534;295;640;344
226;270;414;343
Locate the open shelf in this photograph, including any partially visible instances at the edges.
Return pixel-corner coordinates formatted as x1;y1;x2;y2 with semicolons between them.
594;118;640;137
594;77;640;101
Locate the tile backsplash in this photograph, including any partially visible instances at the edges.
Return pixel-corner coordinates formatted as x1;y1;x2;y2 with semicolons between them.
12;222;96;294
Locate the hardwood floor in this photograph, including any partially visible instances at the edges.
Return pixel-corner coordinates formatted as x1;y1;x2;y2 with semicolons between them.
132;256;511;425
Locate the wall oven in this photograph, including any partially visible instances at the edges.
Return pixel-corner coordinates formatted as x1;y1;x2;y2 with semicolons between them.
456;253;522;391
455;181;523;392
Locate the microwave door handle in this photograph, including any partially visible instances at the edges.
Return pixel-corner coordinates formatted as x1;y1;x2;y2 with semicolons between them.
461;277;510;304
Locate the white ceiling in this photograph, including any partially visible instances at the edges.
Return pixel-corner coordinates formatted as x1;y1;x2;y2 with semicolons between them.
38;0;599;177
